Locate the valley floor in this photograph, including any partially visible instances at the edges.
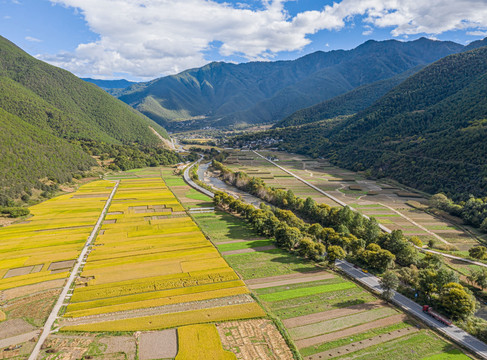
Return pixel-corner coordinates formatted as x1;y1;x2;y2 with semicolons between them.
0;164;477;360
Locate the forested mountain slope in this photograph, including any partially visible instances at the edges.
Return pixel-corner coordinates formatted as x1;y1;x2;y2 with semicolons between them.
0;36;168;144
230;46;487;199
0;36;172;204
116;38;464;130
273;67;423;128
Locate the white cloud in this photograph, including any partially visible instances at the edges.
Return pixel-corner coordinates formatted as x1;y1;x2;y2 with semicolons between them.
467;30;487;36
44;0;487;79
25;36;42;42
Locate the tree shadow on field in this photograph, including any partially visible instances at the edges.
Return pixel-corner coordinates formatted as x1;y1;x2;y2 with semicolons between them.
333;299;379;309
267;250;323;274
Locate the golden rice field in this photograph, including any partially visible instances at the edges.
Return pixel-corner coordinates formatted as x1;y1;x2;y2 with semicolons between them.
0;181;114;290
62;177;265;331
175;324;237;360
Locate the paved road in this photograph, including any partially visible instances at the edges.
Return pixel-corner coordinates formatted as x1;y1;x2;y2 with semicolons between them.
337;260;487;359
183;157;214;198
188;153;487;359
28;181;120;360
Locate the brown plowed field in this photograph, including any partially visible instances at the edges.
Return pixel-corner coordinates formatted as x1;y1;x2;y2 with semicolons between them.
295;314;407;348
217;319;293;360
283;300;384;328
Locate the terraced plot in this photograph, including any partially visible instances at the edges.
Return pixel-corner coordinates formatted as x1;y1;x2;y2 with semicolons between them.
61;177;265;332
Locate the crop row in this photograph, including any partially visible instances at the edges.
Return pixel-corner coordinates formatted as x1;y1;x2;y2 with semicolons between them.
62;302;265;332
63;177;263;329
0;181;114;290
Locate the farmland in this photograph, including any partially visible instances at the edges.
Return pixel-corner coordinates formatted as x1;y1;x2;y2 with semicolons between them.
61;176;265;332
162;167;470;360
0;181;114;328
220;150;483;253
0;181;115;358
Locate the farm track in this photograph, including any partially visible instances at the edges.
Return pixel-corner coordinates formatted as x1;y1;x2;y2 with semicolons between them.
28;181;120;360
247;273;334;290
222;245;277;255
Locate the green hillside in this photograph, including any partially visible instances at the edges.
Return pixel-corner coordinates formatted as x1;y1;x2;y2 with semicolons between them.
229;46;487;199
117;38;463;130
273;67;423;128
0;108;96;204
0;36;168;144
0;36;174;204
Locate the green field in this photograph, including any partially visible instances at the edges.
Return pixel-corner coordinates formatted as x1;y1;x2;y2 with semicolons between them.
258;281;355;302
216;239;274;252
162;164;470;360
192;211;266;243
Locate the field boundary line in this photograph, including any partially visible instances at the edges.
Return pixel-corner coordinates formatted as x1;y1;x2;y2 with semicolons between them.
252;151;393;234
28;180;120;360
377;202;449;244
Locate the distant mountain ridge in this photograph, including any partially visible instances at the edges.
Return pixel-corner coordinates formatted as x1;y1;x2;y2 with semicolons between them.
115;37;469;130
273;66;424;128
233;45;487;198
275;37;487;128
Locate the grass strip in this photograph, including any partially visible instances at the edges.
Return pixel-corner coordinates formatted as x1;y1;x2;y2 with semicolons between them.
420;349;471;360
259;282;355;302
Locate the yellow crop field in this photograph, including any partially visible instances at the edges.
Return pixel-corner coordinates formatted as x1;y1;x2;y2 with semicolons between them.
65;285;249;317
63;177;265;329
62;303;266;332
71;268;239;302
175;324;237;360
0;181;114;290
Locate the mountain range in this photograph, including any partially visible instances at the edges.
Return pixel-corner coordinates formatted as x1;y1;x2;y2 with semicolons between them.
230;45;487;198
111;37;478;131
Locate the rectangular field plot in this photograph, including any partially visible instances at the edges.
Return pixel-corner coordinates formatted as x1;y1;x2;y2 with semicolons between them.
0;181;114;292
62;177;265;331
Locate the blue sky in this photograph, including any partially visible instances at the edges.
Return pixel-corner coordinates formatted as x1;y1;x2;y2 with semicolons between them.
2;0;487;80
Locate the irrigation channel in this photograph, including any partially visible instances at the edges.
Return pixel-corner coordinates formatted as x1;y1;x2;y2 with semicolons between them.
188;155;487;360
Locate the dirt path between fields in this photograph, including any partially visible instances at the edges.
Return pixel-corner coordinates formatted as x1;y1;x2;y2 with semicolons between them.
247;273;335;290
244;271;328;286
378;202;449;244
222;245;276;255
